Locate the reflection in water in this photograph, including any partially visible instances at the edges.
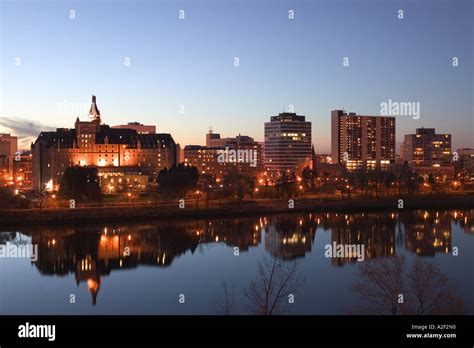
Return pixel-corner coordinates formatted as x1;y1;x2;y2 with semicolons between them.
353;256;465;315
244;256;304;315
1;209;472;307
265;217;315;260
402;210;452;256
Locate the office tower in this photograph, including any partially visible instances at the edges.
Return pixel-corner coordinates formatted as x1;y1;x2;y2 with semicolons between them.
264;112;312;172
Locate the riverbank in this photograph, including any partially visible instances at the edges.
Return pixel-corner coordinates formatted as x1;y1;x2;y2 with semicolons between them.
0;194;473;227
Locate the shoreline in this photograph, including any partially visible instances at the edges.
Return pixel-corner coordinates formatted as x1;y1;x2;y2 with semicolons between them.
0;194;473;227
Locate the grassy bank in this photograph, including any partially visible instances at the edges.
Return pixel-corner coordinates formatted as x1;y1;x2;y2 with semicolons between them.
0;194;473;227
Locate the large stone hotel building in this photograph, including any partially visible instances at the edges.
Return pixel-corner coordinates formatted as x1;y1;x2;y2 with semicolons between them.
32;96;179;192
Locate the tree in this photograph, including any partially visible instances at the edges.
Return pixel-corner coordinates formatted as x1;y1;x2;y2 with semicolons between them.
275;171;296;198
201;174;215;208
222;167;256;201
372;168;385;197
428;174;436;185
157;164;199;199
59;166;102;202
353;256;463;315
0;188;15;209
353;256;405;315
409;257;463;314
0;188;30;209
395;162;422;196
384;171;396;196
244;256;304;315
301;166;313;189
216;281;236;315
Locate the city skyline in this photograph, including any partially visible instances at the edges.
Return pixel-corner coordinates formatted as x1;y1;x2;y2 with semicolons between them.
1;97;472;154
1;1;473;343
1;0;473;152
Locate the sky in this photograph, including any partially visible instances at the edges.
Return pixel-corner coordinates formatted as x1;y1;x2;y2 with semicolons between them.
0;0;473;151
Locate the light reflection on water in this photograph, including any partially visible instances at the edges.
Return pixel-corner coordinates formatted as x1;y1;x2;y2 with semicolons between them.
0;209;472;315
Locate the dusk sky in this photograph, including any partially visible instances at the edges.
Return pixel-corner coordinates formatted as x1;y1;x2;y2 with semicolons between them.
0;0;472;151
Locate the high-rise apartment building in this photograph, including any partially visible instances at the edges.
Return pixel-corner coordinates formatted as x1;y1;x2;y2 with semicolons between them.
331;110;395;170
264;113;312;172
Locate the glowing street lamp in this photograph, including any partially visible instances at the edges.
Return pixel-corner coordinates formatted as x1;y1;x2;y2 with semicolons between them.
195;190;201;209
45;179;53;192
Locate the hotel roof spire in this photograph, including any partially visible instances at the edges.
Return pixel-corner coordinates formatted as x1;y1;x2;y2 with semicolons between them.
88;95;101;123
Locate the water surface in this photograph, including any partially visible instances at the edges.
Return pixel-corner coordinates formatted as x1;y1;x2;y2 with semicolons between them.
0;209;472;315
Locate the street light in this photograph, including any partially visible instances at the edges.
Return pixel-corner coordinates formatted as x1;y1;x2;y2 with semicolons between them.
195;190;201;209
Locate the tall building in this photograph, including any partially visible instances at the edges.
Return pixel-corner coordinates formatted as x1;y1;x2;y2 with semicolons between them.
264;112;312;172
31;95;178;192
400;128;451;167
0;133;18;177
331;110;395;170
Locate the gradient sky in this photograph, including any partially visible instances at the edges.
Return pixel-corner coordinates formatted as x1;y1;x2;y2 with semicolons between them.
1;0;473;151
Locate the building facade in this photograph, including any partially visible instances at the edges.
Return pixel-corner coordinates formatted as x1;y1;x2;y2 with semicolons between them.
264;113;312;172
32;96;178;192
13;150;33;190
184;145;226;177
400;128;453;179
331;110;395;170
0;133;18;177
400;128;451;166
184;131;262;178
112;122;156;134
455;148;474;179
